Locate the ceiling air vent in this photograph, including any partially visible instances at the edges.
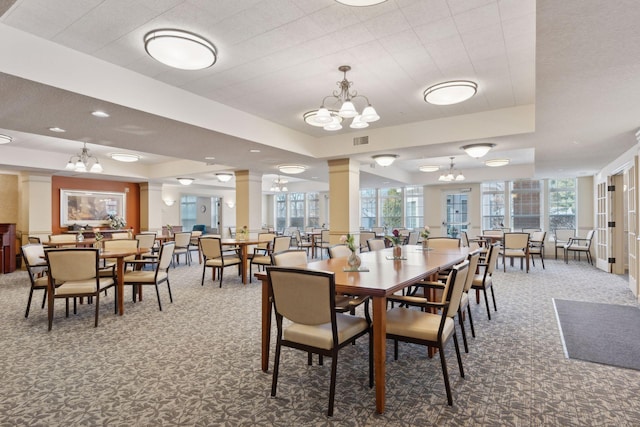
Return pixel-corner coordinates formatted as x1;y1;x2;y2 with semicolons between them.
353;136;369;146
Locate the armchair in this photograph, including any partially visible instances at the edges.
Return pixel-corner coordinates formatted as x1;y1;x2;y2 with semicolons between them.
564;230;595;265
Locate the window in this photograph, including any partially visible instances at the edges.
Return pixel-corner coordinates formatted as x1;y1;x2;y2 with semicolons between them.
275;193;287;232
510;180;542;230
404;186;423;229
549;178;576;230
481;182;505;230
307;192;320;227
380;188;402;229
180;195;197;231
289;192;305;229
360;189;377;229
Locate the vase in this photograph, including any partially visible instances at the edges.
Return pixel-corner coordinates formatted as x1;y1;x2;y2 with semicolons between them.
348;250;361;269
76;233;84;242
393;244;402;259
422;240;429;250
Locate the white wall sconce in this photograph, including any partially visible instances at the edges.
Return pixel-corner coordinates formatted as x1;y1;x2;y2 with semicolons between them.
225;200;235;208
163;199;176;207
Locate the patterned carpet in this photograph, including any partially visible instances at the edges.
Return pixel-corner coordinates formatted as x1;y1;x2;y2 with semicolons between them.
1;255;640;426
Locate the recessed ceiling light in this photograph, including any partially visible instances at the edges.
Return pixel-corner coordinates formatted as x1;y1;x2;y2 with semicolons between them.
49;127;66;133
91;110;110;118
0;134;12;144
485;159;510;167
419;165;439;172
111;153;140;162
278;164;307;174
144;29;217;70
250;149;261;153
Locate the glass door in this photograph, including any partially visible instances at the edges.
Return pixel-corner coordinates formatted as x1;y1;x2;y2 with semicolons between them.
442;192;468;238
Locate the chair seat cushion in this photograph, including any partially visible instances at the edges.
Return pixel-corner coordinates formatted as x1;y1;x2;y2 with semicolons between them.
388;295;428;305
460;292;469;309
205;256;241;267
56;278;114;295
252;255;271;265
34;276;49;288
284;313;368;350
503;249;526;257
472;275;492;289
123;271;167;283
386;307;454;342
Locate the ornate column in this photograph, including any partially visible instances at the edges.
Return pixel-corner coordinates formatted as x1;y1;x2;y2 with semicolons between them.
328;158;360;245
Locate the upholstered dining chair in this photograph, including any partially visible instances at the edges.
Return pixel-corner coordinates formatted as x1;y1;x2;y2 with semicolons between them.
315;230;331;259
528;231;547;269
471;243;500;320
500;232;530;272
385;260;469;406
27;236;41;244
250;235;291;282
188;230;203;263
21;243;49;318
553;228;576;259
328;244;352;259
102;238;139;278
457;251;481;353
359;232;376;252
427;237;460;249
122;241;175;311
199;236;241;287
407;231;419;245
249;232;277;264
266;267;372;417
44;248;115;330
172;231;192;266
110;232;130;240
367;238;386;252
564;229;595;265
47;234;77;246
293;229;313;255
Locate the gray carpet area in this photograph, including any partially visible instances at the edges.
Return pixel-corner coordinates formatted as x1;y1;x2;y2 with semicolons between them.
554;299;640;371
1;256;640;425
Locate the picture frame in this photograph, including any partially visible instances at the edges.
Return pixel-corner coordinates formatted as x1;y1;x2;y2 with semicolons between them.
60;189;126;227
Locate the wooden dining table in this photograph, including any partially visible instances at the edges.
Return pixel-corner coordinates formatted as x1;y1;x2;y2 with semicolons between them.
255;244;469;414
220;238;263;284
100;248;148;315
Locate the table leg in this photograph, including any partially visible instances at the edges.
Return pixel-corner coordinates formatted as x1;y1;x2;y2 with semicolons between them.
240;245;248;284
372;295;387;414
261;276;272;372
116;257;125;315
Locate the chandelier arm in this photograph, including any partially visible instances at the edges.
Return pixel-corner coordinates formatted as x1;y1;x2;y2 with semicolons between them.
321;94;340;108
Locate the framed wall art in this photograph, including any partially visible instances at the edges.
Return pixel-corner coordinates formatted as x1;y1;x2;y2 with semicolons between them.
60;189;126;227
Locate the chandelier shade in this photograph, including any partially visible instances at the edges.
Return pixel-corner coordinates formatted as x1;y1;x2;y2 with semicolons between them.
305;65;380;131
424;80;478;105
372;154;398;167
270;176;288;192
438;157;464;182
485;159;510;167
177;177;194;185
65;143;103;173
461;143;495;158
144;29;217;70
216;173;234;182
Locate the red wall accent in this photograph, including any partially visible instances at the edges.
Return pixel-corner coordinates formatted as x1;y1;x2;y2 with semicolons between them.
51;176;140;235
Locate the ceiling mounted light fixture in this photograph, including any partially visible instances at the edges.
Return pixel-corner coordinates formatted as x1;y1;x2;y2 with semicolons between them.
216;173;233;182
270;176;288;192
372;154;398;167
177;177;194;186
335;0;388;5
306;65;380;131
461;143;495;158
438;157;465;182
419;165;439;172
278;164;306;174
163;199;175;207
65;143;103;173
0;134;12;144
91;110;110;118
144;29;217;70
111;153;140;162
424;80;478;105
485;159;510;167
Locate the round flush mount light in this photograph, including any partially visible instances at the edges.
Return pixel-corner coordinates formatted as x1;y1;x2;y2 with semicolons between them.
419;165;439;172
424;80;478;105
485;159;510;167
216;173;234;182
177;177;194;185
303;110;342;127
91;110;110;118
49;127;66;133
144;29;217;70
461;143;495;158
0;134;12;144
278;164;307;174
335;0;388;6
111;153;140;162
372;154;398;167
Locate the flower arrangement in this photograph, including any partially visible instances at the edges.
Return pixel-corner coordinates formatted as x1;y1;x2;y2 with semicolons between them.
420;226;430;239
106;214;126;229
94;231;104;241
385;229;403;246
237;225;249;240
166;224;173;234
339;234;356;252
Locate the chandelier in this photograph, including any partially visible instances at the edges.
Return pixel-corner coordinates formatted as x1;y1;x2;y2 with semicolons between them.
270;176;288;192
65;143;103;173
305;65;380;131
438;157;465;182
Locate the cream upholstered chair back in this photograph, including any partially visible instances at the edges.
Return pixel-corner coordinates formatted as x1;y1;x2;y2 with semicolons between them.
483;229;503;237
503;232;529;251
427;237;460;249
272;236;291;253
320;230;330;244
22;243;46;269
135;233;156;250
372;227;384;235
367;238;385;251
446;260;469;318
257;233;277;250
272;250;308;267
485;243;501;275
103;239;139;252
329;245;352;259
463;251;481;293
554;228;575;242
111;232;130;240
46;248;98;283
268;267;334;326
200;237;222;260
530;231;545;243
359;232;376;251
173;232;191;247
407;231;419;245
158;242;175;270
48;234;76;243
